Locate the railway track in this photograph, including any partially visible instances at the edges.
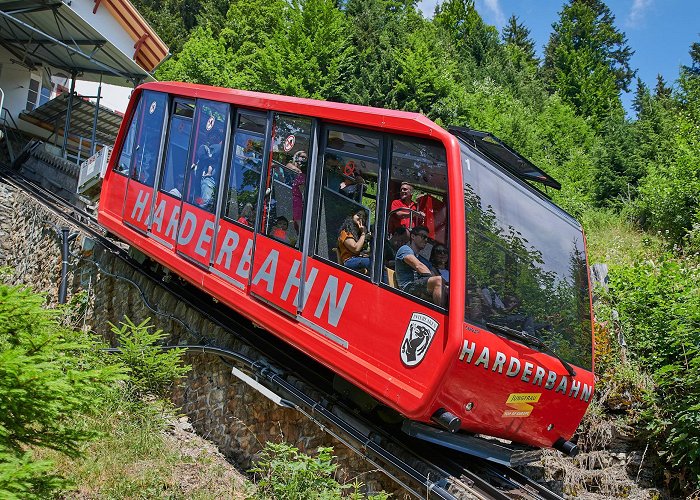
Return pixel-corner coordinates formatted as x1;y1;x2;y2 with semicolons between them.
0;165;566;500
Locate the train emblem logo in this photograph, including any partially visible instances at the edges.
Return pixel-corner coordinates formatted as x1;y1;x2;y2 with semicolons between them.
401;313;439;367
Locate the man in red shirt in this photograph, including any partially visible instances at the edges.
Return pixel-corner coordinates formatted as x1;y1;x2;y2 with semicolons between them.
388;182;421;234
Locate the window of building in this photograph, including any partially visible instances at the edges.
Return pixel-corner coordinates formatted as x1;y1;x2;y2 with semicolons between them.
26;77;40;112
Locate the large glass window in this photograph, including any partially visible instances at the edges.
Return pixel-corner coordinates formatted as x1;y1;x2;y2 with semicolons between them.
113;98;141;176
385;139;449;309
223;111;266;227
315;128;381;277
159;99;195;198
182;100;229;211
261;114;311;247
461;143;592;369
129;91;168;187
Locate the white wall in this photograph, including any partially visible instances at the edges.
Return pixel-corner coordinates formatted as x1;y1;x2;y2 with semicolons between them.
73;81;132;114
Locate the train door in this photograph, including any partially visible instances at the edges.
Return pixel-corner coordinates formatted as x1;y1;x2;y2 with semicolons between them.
248;113;314;315
301;125;383;348
148;98;195;249
173;100;230;267
121;90;168;232
210;110;267;289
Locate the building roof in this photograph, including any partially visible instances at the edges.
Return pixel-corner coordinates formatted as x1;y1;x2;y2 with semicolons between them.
19;91;122;146
0;0;169;86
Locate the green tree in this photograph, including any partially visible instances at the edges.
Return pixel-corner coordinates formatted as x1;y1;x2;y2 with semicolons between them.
0;285;124;498
389;23;456;116
156;26;234;86
343;0;421;107
636;38;700;243
433;0;499;67
250;0;355;100
542;0;634;123
501;15;538;68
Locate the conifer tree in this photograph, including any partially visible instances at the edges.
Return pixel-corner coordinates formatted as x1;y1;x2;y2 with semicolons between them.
250;0;355;100
654;74;672;100
542;0;634;123
344;0;420;107
501;15;537;66
433;0;499;67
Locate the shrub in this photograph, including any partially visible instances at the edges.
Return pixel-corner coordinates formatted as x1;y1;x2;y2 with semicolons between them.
249;442;387;499
110;317;190;400
0;284;125;499
607;256;700;492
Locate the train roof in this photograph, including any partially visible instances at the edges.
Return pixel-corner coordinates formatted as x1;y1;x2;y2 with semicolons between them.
138;81;452;141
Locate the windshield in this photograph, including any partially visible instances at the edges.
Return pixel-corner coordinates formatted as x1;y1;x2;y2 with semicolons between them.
461;142;592;370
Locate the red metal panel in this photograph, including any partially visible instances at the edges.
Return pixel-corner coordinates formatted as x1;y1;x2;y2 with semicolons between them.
148;191;179;249
210;218;253;290
175;202;217;268
100;171;127;217
248;236;300;316
122;180;152;232
437;323;595;447
299;257;450;414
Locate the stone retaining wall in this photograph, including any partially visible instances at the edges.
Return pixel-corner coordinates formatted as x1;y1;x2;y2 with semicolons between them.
0;181;404;497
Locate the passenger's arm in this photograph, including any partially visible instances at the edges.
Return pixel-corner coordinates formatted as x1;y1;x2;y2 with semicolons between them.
402;253;432;276
343;233;366;254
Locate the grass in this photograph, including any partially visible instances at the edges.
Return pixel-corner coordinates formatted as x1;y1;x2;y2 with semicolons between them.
33;397;251;499
581;208;665;265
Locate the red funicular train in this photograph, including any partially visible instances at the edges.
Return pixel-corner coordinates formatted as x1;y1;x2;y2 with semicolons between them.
99;82;594;461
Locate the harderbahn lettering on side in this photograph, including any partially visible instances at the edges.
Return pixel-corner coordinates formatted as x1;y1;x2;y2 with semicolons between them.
458;340;592;402
130;190;352;328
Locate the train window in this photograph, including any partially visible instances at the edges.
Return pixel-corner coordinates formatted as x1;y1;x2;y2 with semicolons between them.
122;91;168;186
113;98;140;176
261;113;311;247
223;111;266;227
386;139;449;309
315;128;380;279
461;147;592;369
184;100;229;212
159;99;195;198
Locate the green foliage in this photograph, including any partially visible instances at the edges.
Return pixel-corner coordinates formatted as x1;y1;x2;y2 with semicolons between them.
249;442;387;499
501;15;538;68
542;0;633;123
250;0;355;100
607;256;700;489
434;0;499;67
156;26;234;87
110;317;190;400
0;284;125;499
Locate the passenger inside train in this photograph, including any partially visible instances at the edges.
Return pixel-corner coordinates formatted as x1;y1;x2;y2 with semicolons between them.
395;226;445;306
337;209;372;273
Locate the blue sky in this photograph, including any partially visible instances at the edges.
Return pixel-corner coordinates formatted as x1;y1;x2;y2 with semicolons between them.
416;0;700;113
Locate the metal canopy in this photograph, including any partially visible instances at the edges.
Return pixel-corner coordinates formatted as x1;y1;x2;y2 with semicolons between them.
449;126;562;190
19;91;122;146
0;0;169;86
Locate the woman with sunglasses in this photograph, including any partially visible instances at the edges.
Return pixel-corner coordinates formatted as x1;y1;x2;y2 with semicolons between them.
429;243;449;283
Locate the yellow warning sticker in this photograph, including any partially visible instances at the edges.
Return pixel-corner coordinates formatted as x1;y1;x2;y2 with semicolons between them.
503;393;542;418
